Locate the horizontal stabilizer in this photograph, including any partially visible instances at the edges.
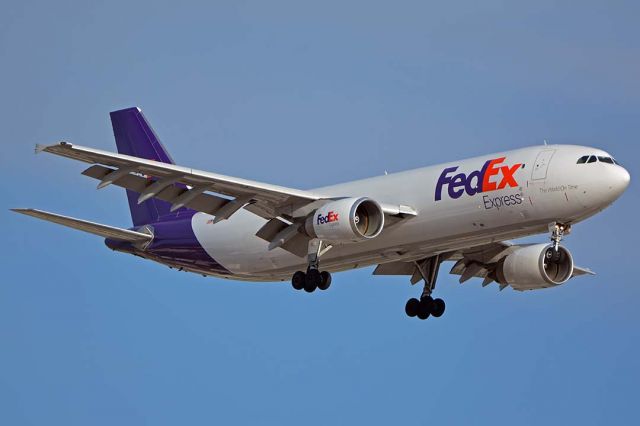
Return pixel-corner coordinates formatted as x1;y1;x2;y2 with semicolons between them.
11;208;153;243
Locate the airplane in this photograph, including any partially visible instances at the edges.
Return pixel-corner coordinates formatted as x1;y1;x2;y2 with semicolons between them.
12;107;631;320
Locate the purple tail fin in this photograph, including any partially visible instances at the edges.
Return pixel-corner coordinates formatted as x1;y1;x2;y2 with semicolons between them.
110;107;176;226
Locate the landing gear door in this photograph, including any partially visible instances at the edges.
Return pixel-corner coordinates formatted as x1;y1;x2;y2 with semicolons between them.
531;149;555;181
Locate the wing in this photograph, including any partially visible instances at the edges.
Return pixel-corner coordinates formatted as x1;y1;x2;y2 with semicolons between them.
39;142;415;219
447;241;595;288
374;241;595;291
446;241;521;290
12;208;153;243
39;142;324;220
37;142;416;256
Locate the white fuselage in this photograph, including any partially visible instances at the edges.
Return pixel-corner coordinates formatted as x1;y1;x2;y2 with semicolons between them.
190;145;629;281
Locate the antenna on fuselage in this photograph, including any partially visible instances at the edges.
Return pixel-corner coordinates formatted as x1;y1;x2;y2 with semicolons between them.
543;139;548;146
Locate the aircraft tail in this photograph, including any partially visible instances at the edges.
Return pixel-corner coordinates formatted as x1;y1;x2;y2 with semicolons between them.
110;107;177;226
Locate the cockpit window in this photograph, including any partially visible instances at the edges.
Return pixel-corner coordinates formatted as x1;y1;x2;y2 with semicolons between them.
598;156;615;164
577;154;619;165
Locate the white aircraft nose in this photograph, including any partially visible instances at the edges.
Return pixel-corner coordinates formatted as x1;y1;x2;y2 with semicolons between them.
609;165;631;198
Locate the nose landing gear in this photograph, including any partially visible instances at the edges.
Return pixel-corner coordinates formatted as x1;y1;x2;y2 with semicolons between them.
291;239;333;293
550;222;571;252
405;255;446;320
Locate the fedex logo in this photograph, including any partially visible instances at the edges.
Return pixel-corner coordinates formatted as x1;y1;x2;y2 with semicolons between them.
317;211;340;225
435;157;522;201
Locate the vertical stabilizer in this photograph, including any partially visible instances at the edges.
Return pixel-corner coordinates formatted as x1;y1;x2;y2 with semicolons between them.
110;107;175;226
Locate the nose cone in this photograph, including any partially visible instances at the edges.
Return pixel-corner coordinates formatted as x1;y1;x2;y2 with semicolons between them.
608;165;631;200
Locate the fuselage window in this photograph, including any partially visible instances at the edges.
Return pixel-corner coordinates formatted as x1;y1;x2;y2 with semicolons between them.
598;156;614;164
587;155;597;163
577;155;589;164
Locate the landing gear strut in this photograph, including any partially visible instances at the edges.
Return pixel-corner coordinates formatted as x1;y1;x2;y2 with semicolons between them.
291;239;332;293
548;222;571;262
405;255;446;320
550;222;570;252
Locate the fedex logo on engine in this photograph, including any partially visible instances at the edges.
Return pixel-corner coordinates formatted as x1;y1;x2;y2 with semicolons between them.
435;157;522;201
317;211;339;225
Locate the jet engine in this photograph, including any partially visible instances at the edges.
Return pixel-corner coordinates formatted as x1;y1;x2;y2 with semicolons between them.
496;243;574;291
305;197;384;243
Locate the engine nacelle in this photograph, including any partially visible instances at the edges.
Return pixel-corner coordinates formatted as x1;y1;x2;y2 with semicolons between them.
496;243;574;291
305;197;384;243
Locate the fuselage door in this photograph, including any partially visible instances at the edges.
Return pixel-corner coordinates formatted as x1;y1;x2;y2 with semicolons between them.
531;149;555;180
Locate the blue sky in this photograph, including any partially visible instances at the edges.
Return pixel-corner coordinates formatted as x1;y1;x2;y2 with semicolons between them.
1;1;639;424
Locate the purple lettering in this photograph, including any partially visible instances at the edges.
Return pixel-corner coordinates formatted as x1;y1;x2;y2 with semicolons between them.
448;173;466;199
435;167;458;201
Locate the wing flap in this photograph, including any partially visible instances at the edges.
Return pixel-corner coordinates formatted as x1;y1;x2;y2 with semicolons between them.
373;261;416;276
11;208;153;242
255;217;310;257
82;165;229;215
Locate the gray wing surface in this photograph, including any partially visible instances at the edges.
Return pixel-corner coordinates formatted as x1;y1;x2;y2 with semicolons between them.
38;142;417;221
36;141;417;257
374;241;594;290
12;208;153;243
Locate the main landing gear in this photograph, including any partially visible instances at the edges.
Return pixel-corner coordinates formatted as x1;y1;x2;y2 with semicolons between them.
291;239;333;293
405;255;446;320
292;269;332;293
405;296;445;320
